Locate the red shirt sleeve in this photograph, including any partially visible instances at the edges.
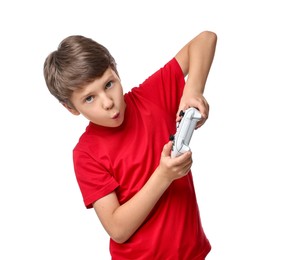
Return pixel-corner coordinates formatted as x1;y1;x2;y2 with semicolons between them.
131;58;185;116
73;150;119;208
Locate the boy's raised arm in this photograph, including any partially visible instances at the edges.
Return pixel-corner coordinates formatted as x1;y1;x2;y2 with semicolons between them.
175;31;217;128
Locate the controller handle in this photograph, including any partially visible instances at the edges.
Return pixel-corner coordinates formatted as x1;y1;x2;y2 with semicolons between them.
171;107;201;158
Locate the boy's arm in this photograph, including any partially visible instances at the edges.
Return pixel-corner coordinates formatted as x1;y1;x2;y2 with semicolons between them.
93;141;192;244
175;31;217;128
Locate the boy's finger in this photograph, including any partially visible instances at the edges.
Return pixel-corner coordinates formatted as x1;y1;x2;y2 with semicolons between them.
162;141;173;157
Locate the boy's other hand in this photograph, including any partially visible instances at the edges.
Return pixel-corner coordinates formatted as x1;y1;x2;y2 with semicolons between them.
176;93;209;129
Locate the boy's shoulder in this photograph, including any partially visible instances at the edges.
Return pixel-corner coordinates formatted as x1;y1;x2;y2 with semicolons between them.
73;123;99;152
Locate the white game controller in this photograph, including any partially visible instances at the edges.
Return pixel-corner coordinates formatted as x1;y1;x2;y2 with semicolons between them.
170;107;201;158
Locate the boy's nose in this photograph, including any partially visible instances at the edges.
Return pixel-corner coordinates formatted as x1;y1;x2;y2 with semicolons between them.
101;94;114;110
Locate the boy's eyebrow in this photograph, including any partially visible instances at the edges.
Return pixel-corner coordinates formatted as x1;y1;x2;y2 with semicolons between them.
80;90;94;101
74;84;97;102
78;78;109;101
77;69;116;100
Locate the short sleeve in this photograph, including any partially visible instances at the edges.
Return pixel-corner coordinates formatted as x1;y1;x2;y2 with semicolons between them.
131;58;185;116
73;150;119;208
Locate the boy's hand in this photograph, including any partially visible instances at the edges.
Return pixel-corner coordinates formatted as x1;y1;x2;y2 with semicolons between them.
176;93;209;129
157;141;192;183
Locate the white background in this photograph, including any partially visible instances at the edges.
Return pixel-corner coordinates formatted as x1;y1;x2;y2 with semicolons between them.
1;0;286;259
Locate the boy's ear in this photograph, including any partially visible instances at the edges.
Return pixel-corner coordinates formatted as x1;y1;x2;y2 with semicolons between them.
61;103;80;116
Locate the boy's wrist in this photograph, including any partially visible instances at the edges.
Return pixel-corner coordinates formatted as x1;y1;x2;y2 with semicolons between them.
154;167;174;187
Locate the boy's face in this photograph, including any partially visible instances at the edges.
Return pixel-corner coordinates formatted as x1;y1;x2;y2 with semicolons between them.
66;68;126;128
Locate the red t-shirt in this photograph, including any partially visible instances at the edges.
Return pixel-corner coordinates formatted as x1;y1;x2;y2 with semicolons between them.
73;58;211;259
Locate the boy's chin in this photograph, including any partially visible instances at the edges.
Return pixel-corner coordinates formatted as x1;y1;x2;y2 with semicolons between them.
92;117;125;128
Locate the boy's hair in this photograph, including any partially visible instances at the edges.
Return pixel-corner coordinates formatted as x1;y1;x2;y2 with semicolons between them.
43;35;118;108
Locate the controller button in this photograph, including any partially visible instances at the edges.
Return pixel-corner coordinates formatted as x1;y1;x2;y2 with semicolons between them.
179;110;185;117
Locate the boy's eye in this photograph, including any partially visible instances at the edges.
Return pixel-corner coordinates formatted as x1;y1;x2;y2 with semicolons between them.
105;81;113;89
85;96;94;103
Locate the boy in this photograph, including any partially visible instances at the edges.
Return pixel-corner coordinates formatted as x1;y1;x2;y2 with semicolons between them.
44;31;217;259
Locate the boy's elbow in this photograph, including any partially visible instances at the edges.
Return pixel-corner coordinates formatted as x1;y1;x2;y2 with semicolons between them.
110;232;130;244
108;226;132;244
200;30;217;44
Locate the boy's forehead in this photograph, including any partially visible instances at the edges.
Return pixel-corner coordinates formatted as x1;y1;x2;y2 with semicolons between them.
95;67;117;82
74;68;118;94
104;67;117;78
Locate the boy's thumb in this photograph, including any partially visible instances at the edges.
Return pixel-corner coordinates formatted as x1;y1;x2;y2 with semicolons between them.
162;141;172;157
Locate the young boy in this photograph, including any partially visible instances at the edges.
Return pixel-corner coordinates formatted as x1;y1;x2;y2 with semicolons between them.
44;31;217;259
